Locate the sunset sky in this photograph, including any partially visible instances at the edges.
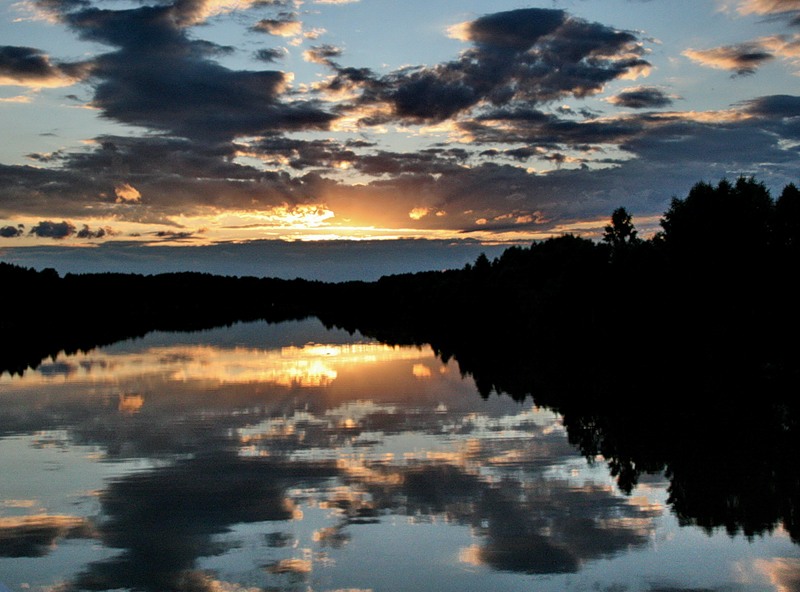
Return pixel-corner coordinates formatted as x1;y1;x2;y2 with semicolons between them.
1;0;799;279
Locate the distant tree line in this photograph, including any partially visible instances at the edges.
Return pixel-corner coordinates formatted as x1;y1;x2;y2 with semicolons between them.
0;268;319;375
2;175;799;377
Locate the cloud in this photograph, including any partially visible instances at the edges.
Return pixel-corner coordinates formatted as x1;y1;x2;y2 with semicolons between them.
323;7;650;123
760;33;800;65
29;219;75;238
684;41;775;75
151;229;203;241
252;15;302;37
0;93;33;103
0;515;93;557
463;107;644;147
252;136;358;169
76;224;112;238
741;93;800;117
608;86;676;108
0;2;797;245
36;1;336;141
72;453;338;591
114;182;141;204
735;0;800;24
0;45;88;87
303;44;343;65
253;47;287;62
0;223;24;237
684;34;800;75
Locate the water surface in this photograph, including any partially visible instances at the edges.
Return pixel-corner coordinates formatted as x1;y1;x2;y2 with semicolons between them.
0;319;797;591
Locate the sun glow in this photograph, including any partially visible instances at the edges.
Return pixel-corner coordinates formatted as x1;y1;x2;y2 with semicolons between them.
4;341;434;389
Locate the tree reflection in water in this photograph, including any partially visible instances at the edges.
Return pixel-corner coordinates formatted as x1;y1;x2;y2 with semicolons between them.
0;318;798;592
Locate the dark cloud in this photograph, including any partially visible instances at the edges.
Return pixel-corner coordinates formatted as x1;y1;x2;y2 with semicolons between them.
465;107;644;148
0;45;89;86
38;360;77;376
609;86;675;109
25;150;66;163
0;224;24;237
251;13;302;36
0;515;93;558
151;229;202;241
303;43;343;65
34;1;335;141
471;478;658;574
73;453;338;592
29;220;76;239
253;47;286;62
2;93;799;238
352;149;469;176
0;136;334;219
619;114;800;168
321;8;649;123
253;136;357;169
466;8;567;49
503;146;539;161
0;162;105;218
742;93;800;118
0;45;59;81
76;224;111;238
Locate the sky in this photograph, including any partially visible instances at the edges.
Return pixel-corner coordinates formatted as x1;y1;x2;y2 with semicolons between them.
0;0;799;280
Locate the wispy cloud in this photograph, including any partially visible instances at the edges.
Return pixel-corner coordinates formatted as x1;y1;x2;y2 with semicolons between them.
684;41;775;75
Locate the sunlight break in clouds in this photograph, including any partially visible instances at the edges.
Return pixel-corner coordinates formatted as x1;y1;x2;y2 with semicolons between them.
114;183;141;204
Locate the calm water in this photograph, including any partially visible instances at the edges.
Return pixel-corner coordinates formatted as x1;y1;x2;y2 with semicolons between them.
0;319;797;592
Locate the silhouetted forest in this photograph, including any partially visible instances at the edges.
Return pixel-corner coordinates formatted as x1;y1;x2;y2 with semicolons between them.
3;176;800;542
4;175;800;381
317;177;800;366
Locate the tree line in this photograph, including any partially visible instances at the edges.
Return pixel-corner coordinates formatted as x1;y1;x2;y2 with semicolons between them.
2;175;799;377
317;177;800;369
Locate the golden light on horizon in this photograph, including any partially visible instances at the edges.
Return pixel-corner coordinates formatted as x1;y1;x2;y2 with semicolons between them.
3;341;435;390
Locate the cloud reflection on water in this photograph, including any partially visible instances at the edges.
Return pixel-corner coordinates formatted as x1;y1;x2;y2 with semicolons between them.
0;320;785;592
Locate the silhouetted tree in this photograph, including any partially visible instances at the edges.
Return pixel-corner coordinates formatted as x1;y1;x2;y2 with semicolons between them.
775;182;800;253
603;207;638;248
660;177;773;266
473;252;491;275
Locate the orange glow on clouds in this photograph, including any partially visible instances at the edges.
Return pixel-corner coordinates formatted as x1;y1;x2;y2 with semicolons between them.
115;183;142;204
118;393;145;414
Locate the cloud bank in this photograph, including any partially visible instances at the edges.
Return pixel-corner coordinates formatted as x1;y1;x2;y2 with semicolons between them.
0;1;798;267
